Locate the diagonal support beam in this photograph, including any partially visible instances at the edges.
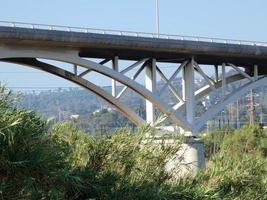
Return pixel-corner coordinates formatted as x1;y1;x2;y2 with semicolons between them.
159;60;188;94
156;65;184;103
116;63;146;99
120;58;149;74
193;61;215;90
228;63;254;81
78;58;110;78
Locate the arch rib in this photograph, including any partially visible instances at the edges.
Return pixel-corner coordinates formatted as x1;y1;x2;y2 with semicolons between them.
173;74;245;111
193;76;267;132
3;57;146;126
0;46;191;131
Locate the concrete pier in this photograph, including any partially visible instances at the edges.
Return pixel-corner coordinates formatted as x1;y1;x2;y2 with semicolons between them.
165;137;205;178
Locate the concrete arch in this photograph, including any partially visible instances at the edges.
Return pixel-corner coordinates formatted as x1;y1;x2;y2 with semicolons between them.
0;46;191;130
2;57;146;126
173;74;246;111
193;76;267;132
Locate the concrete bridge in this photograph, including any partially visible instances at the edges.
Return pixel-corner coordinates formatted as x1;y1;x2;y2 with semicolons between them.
1;21;267;171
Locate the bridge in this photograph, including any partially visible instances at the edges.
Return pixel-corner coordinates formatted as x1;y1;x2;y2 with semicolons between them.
1;21;267;170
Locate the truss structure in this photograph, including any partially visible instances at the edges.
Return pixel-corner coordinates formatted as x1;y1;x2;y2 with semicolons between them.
0;45;266;135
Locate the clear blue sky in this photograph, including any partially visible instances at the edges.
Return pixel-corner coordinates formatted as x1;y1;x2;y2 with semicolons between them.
0;0;267;89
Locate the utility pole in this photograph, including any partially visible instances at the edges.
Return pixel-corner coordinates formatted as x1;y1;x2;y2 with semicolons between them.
156;0;160;36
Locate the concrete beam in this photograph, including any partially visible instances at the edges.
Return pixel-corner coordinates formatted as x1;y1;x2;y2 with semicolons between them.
112;56;119;97
145;59;156;124
182;59;195;134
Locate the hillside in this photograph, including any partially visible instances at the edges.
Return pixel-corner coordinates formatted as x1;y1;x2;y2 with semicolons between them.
16;76;267;133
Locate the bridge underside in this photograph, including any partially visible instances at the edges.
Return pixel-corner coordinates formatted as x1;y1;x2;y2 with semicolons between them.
1;27;267;133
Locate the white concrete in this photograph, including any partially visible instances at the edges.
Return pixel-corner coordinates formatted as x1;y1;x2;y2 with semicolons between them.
182;59;195;135
222;63;226;97
112;56;118;97
0;45;191;130
145;59;156;124
194;76;267;132
165;137;205;178
254;64;258;81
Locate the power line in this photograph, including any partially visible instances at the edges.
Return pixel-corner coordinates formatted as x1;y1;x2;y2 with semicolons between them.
6;86;81;91
0;71;44;74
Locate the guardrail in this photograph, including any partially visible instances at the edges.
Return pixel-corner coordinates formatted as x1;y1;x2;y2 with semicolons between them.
0;20;267;47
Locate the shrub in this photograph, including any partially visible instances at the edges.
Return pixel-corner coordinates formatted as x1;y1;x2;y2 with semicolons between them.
0;85;266;199
201;126;232;159
0;87;66;199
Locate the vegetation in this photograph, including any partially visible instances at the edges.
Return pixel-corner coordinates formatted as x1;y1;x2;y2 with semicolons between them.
1;86;267;199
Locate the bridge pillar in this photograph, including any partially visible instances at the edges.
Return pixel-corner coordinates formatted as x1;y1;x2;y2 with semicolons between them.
182;58;195;133
112;56;119;97
145;59;156;124
181;58;205;173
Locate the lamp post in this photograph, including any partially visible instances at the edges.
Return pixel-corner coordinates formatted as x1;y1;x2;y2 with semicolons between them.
156;0;160;36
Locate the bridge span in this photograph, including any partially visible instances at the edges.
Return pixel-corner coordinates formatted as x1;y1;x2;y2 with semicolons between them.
0;21;267;134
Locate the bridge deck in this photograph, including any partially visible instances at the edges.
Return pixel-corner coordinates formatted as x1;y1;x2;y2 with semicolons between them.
1;26;267;71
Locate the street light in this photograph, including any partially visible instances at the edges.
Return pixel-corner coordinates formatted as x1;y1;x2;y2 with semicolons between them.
156;0;160;36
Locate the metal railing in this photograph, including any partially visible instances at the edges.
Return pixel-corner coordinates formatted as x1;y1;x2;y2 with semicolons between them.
0;20;267;47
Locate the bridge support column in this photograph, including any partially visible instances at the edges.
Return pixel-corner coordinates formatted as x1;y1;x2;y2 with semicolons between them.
145;59;156;124
181;58;205;173
183;58;195;129
112;56;119;97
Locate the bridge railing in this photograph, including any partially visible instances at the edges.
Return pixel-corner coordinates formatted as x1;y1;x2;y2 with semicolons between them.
0;20;267;47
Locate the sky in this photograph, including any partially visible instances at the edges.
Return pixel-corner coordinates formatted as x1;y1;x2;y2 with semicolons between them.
0;0;267;90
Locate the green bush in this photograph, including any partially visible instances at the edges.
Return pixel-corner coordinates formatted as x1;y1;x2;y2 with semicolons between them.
201;126;233;159
0;86;266;199
196;125;267;200
50;126;183;199
0;88;66;199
